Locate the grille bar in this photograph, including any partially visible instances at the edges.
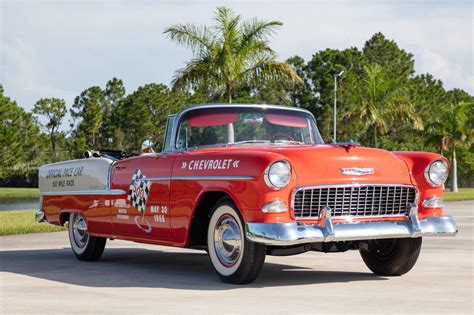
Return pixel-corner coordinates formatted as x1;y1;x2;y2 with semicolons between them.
292;184;417;219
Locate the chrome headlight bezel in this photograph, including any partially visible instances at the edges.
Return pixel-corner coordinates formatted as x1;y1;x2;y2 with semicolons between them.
264;160;291;189
424;159;449;187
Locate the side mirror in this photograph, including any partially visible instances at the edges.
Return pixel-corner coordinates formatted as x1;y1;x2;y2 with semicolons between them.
141;140;155;154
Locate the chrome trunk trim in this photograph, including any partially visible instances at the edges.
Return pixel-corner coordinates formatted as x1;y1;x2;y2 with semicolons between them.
41;189;126;196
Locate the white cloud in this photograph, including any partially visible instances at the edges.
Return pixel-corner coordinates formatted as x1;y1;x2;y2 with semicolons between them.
416;48;474;92
2;38;77;107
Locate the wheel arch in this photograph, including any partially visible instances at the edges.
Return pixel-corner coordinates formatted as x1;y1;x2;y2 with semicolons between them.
59;209;83;225
187;190;240;248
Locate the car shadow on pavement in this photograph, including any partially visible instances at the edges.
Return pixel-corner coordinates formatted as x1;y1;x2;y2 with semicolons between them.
0;247;387;290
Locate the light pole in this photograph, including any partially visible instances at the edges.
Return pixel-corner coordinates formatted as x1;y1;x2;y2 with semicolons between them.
333;70;344;142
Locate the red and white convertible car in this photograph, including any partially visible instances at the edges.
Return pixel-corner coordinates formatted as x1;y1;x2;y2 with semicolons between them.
37;104;458;284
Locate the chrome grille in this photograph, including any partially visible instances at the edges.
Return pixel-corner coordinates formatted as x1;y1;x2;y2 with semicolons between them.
292;184;417;219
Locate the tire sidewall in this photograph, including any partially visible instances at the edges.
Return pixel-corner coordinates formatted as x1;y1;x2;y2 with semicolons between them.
360;237;422;276
207;202;245;277
68;212;89;255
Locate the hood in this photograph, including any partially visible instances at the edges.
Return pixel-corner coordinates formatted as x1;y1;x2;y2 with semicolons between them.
196;144;413;186
273;145;413;186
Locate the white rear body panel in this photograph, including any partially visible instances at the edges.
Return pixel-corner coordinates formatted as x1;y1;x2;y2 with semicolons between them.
38;158;114;193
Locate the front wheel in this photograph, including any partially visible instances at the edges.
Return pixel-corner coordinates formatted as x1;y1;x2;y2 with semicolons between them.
360;237;422;276
68;212;106;261
207;198;266;284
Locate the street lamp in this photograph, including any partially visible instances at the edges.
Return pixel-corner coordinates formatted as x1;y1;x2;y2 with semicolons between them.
333;70;344;142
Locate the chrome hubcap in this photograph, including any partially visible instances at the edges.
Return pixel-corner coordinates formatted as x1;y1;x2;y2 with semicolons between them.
72;214;89;248
214;214;242;267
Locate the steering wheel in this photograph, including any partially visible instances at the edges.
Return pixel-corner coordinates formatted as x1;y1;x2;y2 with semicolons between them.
270;133;296;142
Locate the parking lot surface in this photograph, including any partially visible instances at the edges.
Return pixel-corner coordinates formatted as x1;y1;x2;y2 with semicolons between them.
1;201;472;314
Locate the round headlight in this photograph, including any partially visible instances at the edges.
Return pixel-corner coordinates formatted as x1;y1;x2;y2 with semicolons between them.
424;160;448;186
264;160;291;189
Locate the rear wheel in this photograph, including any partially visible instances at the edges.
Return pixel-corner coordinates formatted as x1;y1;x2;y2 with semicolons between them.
207;198;266;284
68;213;106;261
360;237;422;276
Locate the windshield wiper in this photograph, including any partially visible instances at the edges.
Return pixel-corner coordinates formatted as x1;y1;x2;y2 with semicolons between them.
273;140;305;145
232;140;271;145
186;143;228;151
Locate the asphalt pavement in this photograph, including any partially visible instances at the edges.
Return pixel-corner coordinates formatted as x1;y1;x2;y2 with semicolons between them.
1;201;473;314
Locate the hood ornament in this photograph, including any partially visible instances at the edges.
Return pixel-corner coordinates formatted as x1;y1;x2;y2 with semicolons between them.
340;168;375;176
331;139;358;150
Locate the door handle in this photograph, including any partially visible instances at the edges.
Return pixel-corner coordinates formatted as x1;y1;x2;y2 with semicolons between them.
115;165;127;170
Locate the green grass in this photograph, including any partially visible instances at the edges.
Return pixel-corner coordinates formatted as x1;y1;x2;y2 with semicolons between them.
444;188;474;202
0;188;39;200
0;210;65;236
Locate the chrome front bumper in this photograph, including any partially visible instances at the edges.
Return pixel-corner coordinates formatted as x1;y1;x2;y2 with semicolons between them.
245;209;458;246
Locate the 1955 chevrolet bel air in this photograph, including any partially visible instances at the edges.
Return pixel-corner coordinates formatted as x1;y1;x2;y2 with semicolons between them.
36;103;458;284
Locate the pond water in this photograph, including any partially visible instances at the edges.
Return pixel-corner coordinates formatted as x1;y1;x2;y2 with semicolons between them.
0;198;39;211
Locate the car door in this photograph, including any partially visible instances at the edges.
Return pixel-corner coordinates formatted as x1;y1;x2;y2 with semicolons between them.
110;153;175;240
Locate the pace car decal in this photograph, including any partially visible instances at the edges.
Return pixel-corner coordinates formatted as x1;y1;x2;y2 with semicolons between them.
128;169;152;233
181;159;240;170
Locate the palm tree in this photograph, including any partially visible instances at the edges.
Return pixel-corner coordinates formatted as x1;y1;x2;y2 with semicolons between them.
164;7;301;103
426;101;473;192
354;64;423;147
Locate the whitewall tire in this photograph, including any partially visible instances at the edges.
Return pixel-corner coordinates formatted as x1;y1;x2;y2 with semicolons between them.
68;212;106;261
207;198;266;284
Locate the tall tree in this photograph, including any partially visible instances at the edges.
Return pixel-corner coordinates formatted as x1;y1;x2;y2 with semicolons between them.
352;64;423;147
164;6;301;103
0;85;45;176
33;98;67;160
304;47;365;141
101;78;126;147
111;83;187;151
71;86;105;151
425;100;473;192
363;32;415;82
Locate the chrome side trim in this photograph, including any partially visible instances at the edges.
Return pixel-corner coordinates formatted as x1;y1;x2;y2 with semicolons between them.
41;189;126;196
172;175;254;181
291;183;419;219
245;215;458;246
137;177;170;181
137;176;254;181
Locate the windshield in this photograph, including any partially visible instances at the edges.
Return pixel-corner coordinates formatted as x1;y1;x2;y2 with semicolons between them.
176;107;323;150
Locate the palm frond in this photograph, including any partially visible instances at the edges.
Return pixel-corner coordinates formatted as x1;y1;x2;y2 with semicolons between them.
387;106;424;130
238;20;282;53
240;58;302;85
164;24;215;54
171;57;222;92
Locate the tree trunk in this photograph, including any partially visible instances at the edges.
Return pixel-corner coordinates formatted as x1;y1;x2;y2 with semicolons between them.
50;131;56;161
226;81;232;103
451;148;458;192
225;81;234;143
373;126;378;148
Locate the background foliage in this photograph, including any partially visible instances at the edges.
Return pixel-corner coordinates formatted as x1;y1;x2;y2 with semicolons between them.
1;30;473;187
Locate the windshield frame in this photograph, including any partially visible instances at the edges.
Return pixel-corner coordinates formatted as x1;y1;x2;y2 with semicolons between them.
168;104;324;152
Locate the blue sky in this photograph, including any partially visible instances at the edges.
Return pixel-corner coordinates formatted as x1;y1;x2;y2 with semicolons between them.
1;0;473;114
